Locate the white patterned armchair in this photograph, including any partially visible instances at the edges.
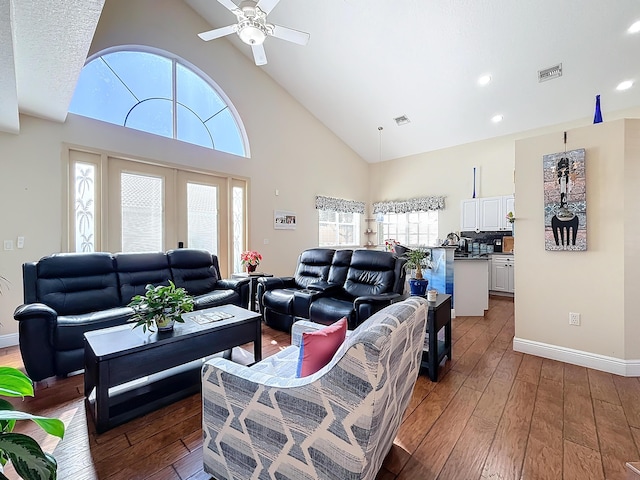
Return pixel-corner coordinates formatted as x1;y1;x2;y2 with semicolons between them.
201;297;429;480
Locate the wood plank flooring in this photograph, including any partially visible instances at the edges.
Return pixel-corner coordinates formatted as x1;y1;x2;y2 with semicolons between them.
2;296;639;479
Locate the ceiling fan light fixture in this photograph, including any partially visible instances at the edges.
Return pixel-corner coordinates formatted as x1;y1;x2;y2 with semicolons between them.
238;21;268;45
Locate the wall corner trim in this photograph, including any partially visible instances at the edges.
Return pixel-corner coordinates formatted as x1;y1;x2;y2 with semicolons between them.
513;337;640;377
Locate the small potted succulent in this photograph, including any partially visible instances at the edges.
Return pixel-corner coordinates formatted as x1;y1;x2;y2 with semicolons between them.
404;246;431;296
127;281;195;332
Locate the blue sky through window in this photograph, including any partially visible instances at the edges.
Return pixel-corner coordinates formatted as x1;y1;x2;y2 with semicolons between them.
69;49;246;157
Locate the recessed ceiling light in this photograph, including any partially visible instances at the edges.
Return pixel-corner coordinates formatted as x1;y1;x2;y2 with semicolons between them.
628;21;640;33
616;80;634;91
478;74;492;86
491;114;503;123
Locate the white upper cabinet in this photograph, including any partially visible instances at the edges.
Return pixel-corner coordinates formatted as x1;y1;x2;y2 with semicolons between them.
460;198;479;231
479;197;502;231
461;194;514;232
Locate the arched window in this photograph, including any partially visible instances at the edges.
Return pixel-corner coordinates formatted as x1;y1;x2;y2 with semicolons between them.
69;47;248;157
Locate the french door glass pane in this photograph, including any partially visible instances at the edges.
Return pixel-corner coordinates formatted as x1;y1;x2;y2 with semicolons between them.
232;186;244;273
187;183;218;254
121;173;163;252
74;162;96;252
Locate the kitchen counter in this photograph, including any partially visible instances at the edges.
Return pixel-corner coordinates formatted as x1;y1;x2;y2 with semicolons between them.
454;254;490;260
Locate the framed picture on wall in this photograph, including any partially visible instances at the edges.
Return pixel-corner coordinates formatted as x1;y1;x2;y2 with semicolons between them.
274;210;297;230
543;148;586;251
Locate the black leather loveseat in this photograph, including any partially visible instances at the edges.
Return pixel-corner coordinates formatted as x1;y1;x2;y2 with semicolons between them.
257;248;406;331
13;249;250;381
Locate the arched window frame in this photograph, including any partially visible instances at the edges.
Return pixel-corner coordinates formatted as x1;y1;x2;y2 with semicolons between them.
71;45;251;158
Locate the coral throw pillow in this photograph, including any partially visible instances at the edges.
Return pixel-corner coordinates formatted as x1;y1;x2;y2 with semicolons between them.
296;317;348;377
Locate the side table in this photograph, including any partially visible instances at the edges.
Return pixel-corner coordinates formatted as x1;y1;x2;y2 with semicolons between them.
232;272;273;312
421;293;452;381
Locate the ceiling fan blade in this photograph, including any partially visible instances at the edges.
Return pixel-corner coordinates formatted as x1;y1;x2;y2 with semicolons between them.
216;0;240;13
256;0;281;15
271;24;310;46
252;44;268;66
198;24;237;42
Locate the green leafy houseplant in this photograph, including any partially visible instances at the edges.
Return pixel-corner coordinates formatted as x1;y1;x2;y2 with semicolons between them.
127;281;195;333
0;367;65;480
403;246;431;280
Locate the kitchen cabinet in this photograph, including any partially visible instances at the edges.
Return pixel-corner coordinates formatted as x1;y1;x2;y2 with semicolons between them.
491;255;514;293
479;197;502;231
461;195;514;232
460;199;479;231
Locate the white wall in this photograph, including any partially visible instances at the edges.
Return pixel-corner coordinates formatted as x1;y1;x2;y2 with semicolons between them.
514;119;636;364
0;0;368;338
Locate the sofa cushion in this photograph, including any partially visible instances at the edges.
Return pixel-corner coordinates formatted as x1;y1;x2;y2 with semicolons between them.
250;344;300;378
54;307;133;350
114;252;171;304
296;317;347;377
167;249;219;295
35;253;120;315
309;297;355;326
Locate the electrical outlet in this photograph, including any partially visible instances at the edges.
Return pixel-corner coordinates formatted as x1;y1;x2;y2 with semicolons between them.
3;240;13;251
569;312;581;326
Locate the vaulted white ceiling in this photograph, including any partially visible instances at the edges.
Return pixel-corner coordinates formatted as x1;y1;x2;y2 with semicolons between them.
3;0;640;164
187;0;640;162
0;0;103;133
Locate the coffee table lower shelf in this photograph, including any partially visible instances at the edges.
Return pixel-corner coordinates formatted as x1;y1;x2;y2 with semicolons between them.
85;362;202;432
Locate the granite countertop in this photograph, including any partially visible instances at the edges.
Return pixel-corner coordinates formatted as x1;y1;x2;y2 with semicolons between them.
453;253;490;260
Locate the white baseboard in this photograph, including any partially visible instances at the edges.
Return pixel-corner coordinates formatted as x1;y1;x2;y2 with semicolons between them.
513;337;640;377
0;333;19;349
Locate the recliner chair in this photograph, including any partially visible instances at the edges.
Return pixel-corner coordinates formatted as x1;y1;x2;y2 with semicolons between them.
258;248;406;331
258;248;340;331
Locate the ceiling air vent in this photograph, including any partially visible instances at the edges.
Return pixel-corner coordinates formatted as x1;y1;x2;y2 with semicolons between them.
538;63;562;82
394;115;411;126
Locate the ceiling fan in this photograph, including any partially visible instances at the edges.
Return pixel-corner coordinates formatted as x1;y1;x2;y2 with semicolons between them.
198;0;310;66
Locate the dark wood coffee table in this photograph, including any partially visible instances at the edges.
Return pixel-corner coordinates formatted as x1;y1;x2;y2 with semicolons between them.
83;304;261;433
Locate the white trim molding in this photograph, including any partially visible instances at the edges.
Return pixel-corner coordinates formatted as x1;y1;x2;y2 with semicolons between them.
0;333;19;349
513;337;640;377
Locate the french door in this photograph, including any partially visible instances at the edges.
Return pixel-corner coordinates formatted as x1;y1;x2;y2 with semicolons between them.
104;159;233;276
67;149;246;276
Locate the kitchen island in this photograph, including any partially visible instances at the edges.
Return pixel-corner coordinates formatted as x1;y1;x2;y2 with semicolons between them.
453;254;489;316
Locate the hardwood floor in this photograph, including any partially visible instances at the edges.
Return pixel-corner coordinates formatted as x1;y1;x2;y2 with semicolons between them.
3;296;639;479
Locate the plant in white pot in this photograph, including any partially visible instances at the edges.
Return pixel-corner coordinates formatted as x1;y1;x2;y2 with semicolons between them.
128;281;195;333
404;246;431;296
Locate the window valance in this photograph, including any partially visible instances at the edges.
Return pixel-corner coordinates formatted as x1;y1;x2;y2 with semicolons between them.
373;196;445;214
315;195;365;214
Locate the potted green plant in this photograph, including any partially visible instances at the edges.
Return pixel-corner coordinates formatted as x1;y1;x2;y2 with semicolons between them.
404;246;430;296
0;366;65;479
127;281;195;332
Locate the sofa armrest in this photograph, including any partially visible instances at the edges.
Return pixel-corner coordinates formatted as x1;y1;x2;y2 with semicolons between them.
353;293;402;328
13;303;58;382
291;320;326;346
306;281;342;295
291;320;353;347
216;277;250;291
257;277;296;291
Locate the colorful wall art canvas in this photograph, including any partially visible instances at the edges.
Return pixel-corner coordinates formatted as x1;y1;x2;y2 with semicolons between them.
543;148;587;251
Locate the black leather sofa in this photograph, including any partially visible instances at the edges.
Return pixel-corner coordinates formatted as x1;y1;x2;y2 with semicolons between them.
13;249;250;381
257;248;406;331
